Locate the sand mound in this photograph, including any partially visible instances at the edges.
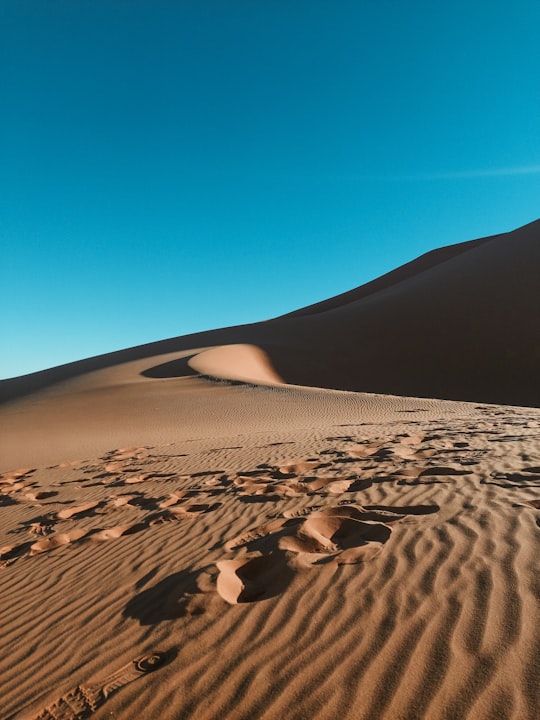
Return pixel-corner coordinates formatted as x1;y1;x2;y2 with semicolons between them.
188;343;283;385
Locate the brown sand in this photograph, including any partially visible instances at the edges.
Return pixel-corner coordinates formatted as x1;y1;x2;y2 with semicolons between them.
1;221;539;719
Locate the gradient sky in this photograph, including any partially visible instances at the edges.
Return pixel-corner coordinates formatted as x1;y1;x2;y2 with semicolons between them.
2;1;539;379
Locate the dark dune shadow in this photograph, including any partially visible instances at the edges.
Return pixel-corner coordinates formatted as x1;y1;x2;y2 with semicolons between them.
141;356;199;379
124;568;205;625
128;494;162;511
16;514;55;532
222;553;297;603
348;478;373;491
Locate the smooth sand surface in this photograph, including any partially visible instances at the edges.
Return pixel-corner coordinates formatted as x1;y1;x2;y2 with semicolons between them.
1;221;539;719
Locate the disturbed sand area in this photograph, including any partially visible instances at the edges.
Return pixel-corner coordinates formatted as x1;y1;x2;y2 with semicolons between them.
1;384;539;720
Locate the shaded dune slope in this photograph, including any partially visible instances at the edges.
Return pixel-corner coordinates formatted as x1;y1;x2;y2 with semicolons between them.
1;219;539;407
279;231;496;319
261;219;540;406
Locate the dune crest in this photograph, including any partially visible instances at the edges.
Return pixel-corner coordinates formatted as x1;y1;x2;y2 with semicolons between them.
2;219;539;407
188;343;284;386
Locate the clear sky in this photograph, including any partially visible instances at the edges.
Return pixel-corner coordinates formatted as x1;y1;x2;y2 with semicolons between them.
2;1;539;379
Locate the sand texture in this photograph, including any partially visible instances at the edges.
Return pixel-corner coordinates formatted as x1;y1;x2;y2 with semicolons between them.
1;221;539;719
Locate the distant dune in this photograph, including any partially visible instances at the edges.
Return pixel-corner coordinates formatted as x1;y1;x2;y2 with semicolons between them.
2;218;539;406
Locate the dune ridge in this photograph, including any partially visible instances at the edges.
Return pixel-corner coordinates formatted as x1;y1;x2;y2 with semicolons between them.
279;229;497;319
2;219;539;406
188;344;283;386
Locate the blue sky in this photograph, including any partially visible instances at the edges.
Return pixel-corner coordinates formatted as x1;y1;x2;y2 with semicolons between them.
2;1;539;379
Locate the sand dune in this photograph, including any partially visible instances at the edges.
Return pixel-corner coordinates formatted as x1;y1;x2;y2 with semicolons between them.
2;219;539;407
1;221;539;719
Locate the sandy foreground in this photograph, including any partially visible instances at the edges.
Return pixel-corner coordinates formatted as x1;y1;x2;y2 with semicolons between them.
1;222;539;719
1;370;539;720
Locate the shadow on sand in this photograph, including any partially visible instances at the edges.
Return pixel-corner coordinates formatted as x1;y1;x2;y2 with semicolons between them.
141;356;199;379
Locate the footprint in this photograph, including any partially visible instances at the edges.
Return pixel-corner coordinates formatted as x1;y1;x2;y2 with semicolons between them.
0;474;36;493
273;482;310;498
104;461;128;473
397;433;425;445
391;446;436;460
24;491;57;502
0;467;35;483
302;477;353;495
282;505;324;520
393;464;473;485
109;494;138;507
224;518;289;551
420;465;472;476
113;448;149;461
346;444;385;458
278;460;321;475
29;520;55;536
325;436;355;442
286;506;392;563
233;474;274;488
216;555;295;604
30;528;89;555
158;492;189;509
234;469;356;500
239;484;281;498
56;460;82;469
217;500;442;605
218;506;396;604
57;501;102;520
0;541;33;567
0;493;18;507
202;477;223;487
91;523;145;541
232;474;294;500
32;649;171;720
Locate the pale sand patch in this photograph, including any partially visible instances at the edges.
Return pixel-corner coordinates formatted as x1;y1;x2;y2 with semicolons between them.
188;343;283;385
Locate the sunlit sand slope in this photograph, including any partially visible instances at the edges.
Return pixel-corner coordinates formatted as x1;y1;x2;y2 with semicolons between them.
1;401;539;719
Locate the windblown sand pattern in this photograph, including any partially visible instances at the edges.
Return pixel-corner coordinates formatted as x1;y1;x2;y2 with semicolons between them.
1;222;539;719
1;398;539;719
